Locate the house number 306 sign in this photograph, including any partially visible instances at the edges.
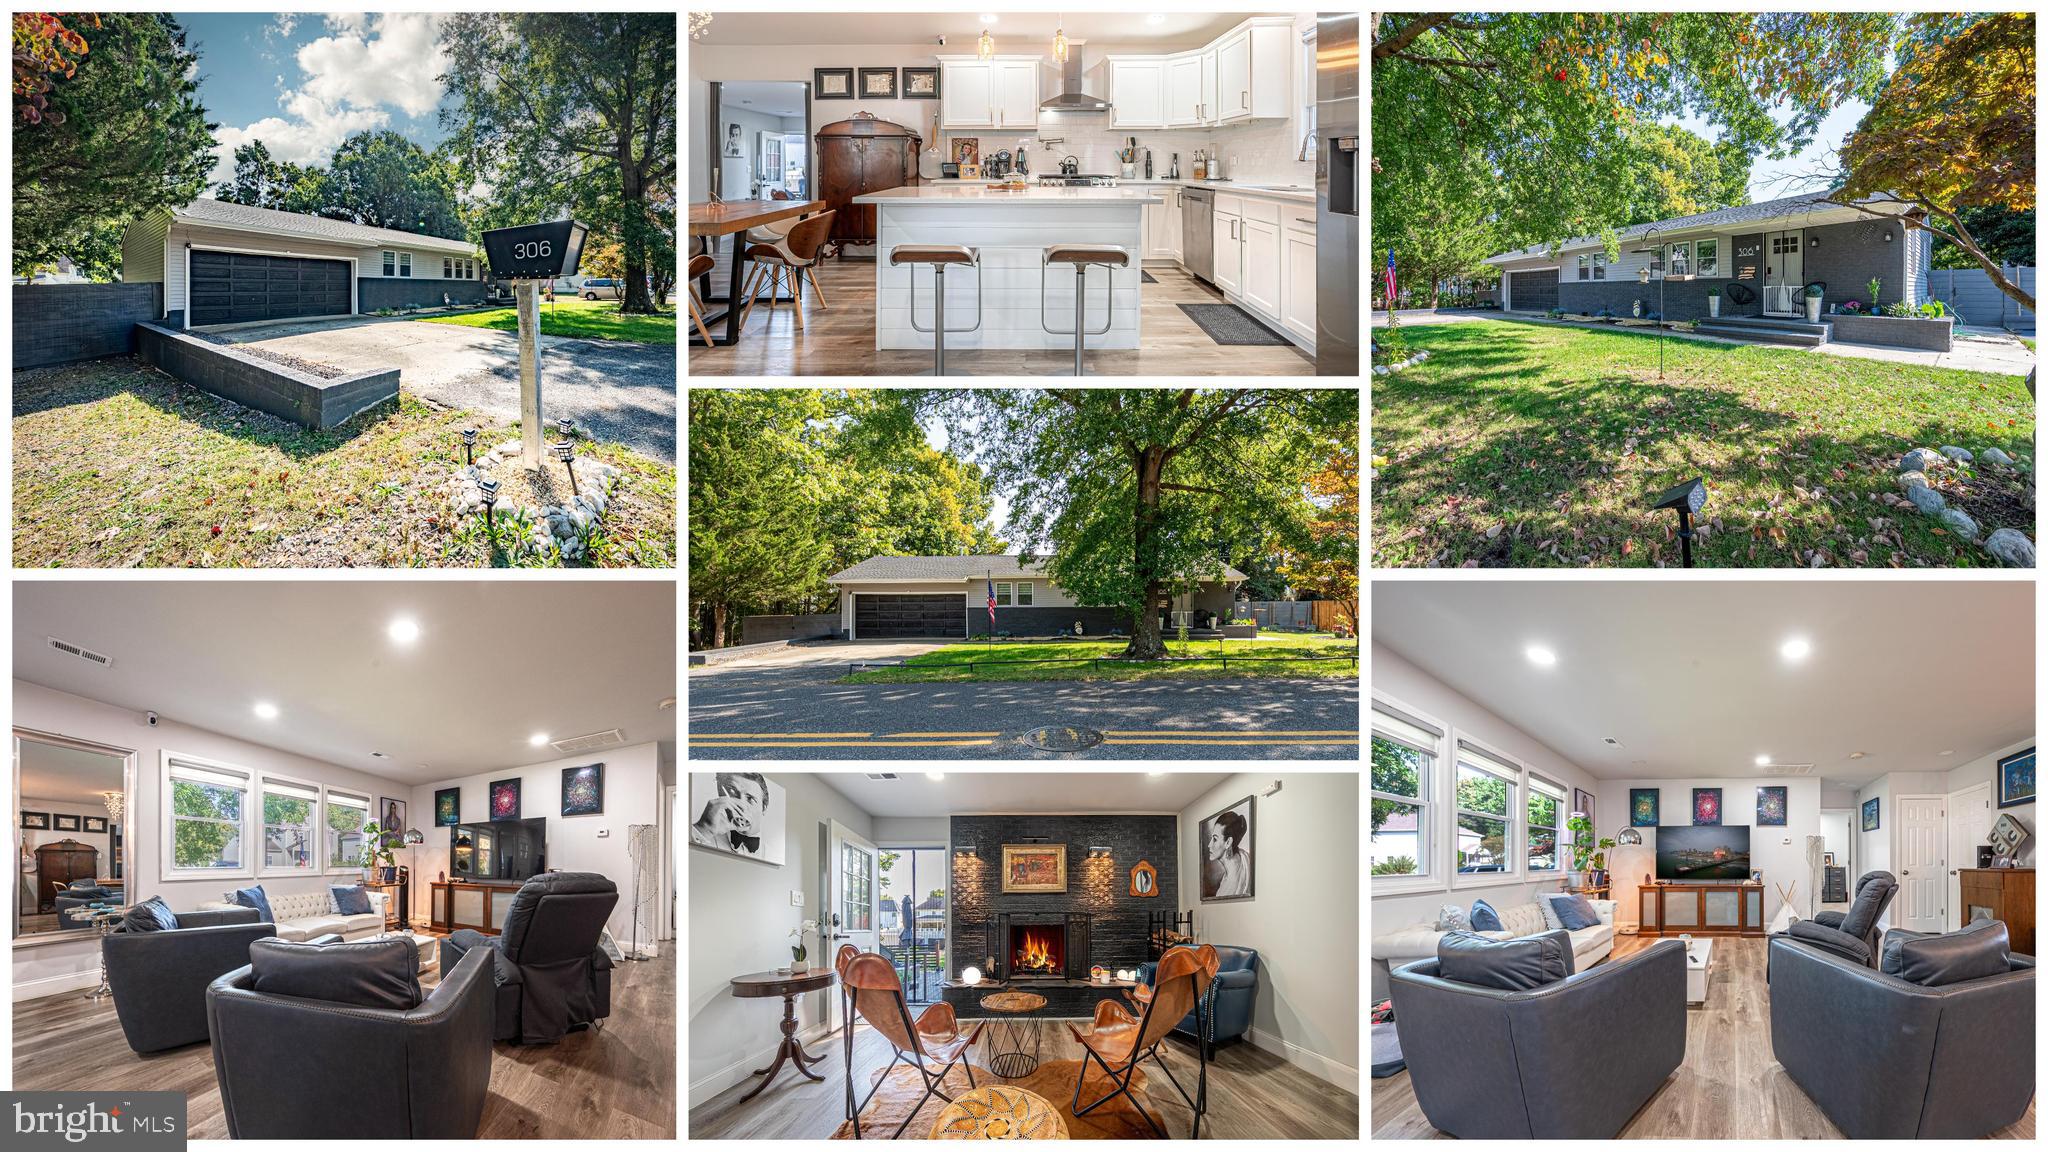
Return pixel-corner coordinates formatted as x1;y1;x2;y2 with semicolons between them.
481;219;589;280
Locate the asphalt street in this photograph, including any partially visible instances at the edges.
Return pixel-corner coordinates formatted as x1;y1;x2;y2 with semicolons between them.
688;654;1360;760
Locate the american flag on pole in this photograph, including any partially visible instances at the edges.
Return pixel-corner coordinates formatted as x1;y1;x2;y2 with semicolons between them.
986;575;997;631
1385;249;1397;306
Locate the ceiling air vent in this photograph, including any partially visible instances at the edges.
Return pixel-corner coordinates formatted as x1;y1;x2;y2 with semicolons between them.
1757;762;1817;774
47;636;113;668
550;728;625;754
865;773;899;781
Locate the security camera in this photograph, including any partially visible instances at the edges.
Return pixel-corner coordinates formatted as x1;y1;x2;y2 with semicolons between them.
145;711;160;728
937;35;947;46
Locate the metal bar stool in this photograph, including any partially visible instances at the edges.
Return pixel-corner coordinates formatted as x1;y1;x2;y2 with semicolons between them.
891;244;981;376
1042;244;1129;375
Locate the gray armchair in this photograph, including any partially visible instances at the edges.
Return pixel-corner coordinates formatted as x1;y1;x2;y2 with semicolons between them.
207;939;494;1138
104;906;272;1053
1784;870;1897;966
441;871;617;1044
1769;922;2034;1137
1389;934;1687;1138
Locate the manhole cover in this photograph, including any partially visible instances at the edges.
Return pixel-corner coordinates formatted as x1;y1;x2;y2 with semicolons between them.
1018;725;1103;752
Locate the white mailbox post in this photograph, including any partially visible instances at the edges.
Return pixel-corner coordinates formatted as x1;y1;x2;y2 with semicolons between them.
480;219;589;472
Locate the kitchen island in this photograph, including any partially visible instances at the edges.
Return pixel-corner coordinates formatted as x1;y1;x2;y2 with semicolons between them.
850;184;1164;351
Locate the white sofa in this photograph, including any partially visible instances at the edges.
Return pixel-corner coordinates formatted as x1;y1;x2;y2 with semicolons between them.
198;887;389;942
1373;898;1615;997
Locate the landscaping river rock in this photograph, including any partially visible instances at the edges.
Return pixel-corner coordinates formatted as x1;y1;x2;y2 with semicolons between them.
444;439;623;562
1895;447;2034;567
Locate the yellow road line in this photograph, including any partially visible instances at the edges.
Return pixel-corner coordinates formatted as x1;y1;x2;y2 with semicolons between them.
1102;737;1359;746
1099;730;1361;737
882;731;1003;737
689;732;872;738
690;740;995;748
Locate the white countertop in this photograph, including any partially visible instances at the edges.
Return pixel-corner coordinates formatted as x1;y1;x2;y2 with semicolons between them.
1120;180;1317;204
854;185;1164;205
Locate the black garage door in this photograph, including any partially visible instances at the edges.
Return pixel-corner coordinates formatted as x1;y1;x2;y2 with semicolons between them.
188;250;351;326
855;594;965;638
1508;271;1557;313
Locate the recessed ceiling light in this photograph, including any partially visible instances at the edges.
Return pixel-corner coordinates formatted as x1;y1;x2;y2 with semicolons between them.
1148;771;1168;777
1779;637;1811;661
926;771;945;781
1524;645;1558;667
387;617;421;645
1146;13;1167;24
253;701;279;720
1848;751;1867;760
979;13;999;23
658;696;676;710
1754;754;1770;766
529;733;549;747
1940;749;1955;756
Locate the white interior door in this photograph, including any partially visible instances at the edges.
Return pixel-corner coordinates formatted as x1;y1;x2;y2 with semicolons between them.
823;819;880;1032
1895;795;1946;932
1945;783;1992;929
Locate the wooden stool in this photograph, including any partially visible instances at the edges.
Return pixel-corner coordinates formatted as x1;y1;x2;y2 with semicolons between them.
1042;244;1129;376
890;244;981;376
686;253;716;346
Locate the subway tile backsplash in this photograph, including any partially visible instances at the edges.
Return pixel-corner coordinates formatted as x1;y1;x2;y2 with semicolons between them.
941;114;1314;186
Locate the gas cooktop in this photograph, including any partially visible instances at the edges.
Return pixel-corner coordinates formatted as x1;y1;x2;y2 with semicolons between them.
1036;174;1119;187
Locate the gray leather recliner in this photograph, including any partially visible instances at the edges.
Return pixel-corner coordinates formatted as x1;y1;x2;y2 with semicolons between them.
104;905;273;1053
440;871;617;1044
1769;923;2034;1137
1388;935;1688;1137
1784;870;1897;966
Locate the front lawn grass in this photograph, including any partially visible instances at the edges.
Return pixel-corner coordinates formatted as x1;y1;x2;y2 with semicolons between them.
840;634;1359;683
416;296;676;345
1372;320;2035;567
13;357;676;568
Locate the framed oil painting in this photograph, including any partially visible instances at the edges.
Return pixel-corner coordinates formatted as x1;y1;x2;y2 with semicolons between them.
1001;844;1068;893
1692;788;1722;826
1862;796;1880;831
561;762;605;817
489;778;522;821
434;787;461;827
377;797;407;846
1629;788;1660;827
1997;746;2035;809
1198;795;1255;901
1755;786;1788;826
689;772;786;864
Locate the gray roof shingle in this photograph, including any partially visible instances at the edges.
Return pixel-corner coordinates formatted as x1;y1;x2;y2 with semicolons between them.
174;198;477;255
829;554;1248;582
1486;193;1908;263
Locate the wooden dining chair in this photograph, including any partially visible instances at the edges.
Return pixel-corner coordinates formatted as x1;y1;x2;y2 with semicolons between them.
843;953;983;1139
771;188;792;200
741;209;836;332
685;253;716;346
1069;944;1210;1138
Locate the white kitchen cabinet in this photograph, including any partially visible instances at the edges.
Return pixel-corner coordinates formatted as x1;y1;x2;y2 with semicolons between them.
994;60;1040;129
1241;215;1281;319
1200;50;1218;125
1142;186;1179;263
1212;196;1243;296
1165;187;1182;261
1165;53;1205;127
1216;29;1252;123
1281;215;1317;344
941;61;994;128
1109;58;1165;129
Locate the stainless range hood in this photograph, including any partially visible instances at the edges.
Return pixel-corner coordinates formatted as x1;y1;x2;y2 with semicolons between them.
1039;46;1110;111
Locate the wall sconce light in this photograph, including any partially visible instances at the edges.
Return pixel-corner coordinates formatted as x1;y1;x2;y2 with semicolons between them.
1807;236;1818;248
1884;230;1894;243
1087;845;1112;858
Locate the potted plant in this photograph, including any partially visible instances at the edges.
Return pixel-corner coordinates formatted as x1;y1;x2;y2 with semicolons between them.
1565;814;1616;891
357;823;397;883
1705;285;1721;318
1865;277;1882;309
1804;283;1824;323
788;919;819;972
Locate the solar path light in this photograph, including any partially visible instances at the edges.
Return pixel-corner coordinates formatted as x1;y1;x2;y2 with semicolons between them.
1650;477;1709;568
552;439;580;497
460;427;478;466
478;478;500;532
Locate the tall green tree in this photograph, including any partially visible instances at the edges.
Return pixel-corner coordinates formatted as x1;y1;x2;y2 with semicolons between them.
688;389;835;649
12;12;216;278
1615;122;1751;224
322;130;464;238
1930;206;2034;270
923;390;1355;660
440;14;675;313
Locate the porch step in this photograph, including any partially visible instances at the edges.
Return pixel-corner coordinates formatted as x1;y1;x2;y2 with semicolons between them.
1696;316;1830;347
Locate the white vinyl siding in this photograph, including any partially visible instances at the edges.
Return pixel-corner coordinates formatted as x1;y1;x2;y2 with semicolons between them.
120;210;171;286
369;247;470;279
1904;229;1928;306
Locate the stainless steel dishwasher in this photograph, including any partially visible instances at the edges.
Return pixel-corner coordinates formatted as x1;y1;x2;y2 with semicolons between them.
1181;186;1215;285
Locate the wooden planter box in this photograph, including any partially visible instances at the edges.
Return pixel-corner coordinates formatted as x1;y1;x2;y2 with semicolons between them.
1826;312;1954;352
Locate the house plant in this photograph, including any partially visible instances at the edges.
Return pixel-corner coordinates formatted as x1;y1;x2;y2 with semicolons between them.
1804;283;1824;323
788;919;819;972
1706;285;1721;318
1565;813;1616;890
358;823;397;883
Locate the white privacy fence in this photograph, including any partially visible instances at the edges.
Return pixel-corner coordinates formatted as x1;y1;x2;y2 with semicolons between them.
1925;266;2034;331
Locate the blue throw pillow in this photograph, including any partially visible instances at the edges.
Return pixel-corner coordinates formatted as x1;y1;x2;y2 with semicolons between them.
1550;893;1602;931
121;896;179;933
231;885;275;924
1469;899;1504;932
330;885;373;916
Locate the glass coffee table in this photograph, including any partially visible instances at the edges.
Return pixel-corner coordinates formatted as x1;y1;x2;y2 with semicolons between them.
978;990;1048;1078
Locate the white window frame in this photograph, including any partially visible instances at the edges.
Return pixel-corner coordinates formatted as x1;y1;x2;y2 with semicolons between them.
1666;240;1692;278
1015;581;1033;606
381;250;395;277
161;751;254;880
321;786;372;875
994;582;1013;606
1695;238;1720;277
398;252;412;278
1370;692;1444;896
1527;773;1565;874
256;773;323;878
443;257;453;278
1452;737;1523;888
1576;254;1590;281
1591;253;1606;280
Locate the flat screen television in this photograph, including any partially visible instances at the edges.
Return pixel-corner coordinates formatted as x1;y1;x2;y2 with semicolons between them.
1654;825;1751;881
449;817;547;882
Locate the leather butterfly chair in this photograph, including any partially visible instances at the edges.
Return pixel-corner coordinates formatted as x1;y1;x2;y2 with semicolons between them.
1071;944;1210;1138
834;943;861;1062
842;952;984;1139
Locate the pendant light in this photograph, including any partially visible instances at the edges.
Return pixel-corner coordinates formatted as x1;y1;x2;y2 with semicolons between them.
1052;17;1069;64
978;28;994;59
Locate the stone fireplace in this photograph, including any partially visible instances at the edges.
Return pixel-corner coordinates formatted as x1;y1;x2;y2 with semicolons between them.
997;912;1091;981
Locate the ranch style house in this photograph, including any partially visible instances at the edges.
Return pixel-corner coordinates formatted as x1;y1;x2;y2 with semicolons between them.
829;555;1248;639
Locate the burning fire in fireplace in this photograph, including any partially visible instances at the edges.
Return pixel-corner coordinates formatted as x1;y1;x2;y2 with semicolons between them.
1012;925;1065;976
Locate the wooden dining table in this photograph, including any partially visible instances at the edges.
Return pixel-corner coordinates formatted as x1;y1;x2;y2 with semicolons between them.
688;198;825;347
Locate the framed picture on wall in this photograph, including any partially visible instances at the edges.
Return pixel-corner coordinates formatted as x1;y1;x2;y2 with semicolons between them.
378;797;407;846
690;773;786;863
21;811;50;830
858;66;898;99
1861;796;1880;831
814;67;854;100
1629;788;1660;827
1692;788;1722;825
1572;788;1594;819
722;121;744;158
1198;795;1255;902
1001;844;1068;893
52;813;80;832
1755;786;1788;826
434;787;461;827
82;816;108;834
489;778;522;821
561;763;605;817
1997;746;2035;808
903;66;940;99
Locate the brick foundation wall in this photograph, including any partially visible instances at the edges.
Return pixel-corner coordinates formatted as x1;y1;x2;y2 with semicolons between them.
135;323;397;429
738;613;840;642
986;606;1130;636
13;282;162;370
358;277;488;312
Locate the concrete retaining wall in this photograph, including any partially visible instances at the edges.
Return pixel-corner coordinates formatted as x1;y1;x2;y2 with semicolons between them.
1827;313;1954;352
359;278;488;313
738;613;841;643
13;282;162;369
134;323;398;429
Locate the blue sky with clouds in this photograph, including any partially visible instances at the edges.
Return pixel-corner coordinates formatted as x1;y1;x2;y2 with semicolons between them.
175;12;453;185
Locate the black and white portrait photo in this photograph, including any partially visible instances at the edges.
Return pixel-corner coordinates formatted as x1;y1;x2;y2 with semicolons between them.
1198;795;1255;901
690;772;785;864
723;122;744;158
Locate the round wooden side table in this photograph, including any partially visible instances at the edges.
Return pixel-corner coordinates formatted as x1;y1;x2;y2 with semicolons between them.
978;990;1047;1078
730;968;835;1101
929;1085;1069;1139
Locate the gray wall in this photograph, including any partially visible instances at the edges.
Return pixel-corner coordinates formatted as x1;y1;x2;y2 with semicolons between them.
359;277;487;312
1798;217;1910;312
12;282;161;369
1553;219;1915;322
135;323;397;429
985;606;1129;636
737;613;839;642
1828;313;1953;351
1928;265;2035;331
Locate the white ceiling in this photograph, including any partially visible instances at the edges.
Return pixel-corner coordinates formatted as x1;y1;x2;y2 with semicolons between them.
691;10;1259;47
720;81;808;119
19;739;124;807
1373;581;2034;788
15;581;676;785
818;771;1234;817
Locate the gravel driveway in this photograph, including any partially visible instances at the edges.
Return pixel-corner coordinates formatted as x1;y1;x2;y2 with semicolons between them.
217;316;676;461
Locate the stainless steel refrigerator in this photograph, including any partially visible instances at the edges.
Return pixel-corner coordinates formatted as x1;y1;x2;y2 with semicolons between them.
1315;12;1359;375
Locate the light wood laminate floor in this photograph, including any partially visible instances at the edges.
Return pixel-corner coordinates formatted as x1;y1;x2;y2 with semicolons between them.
692;1017;1359;1139
1370;935;2036;1139
12;946;677;1139
687;249;1320;377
